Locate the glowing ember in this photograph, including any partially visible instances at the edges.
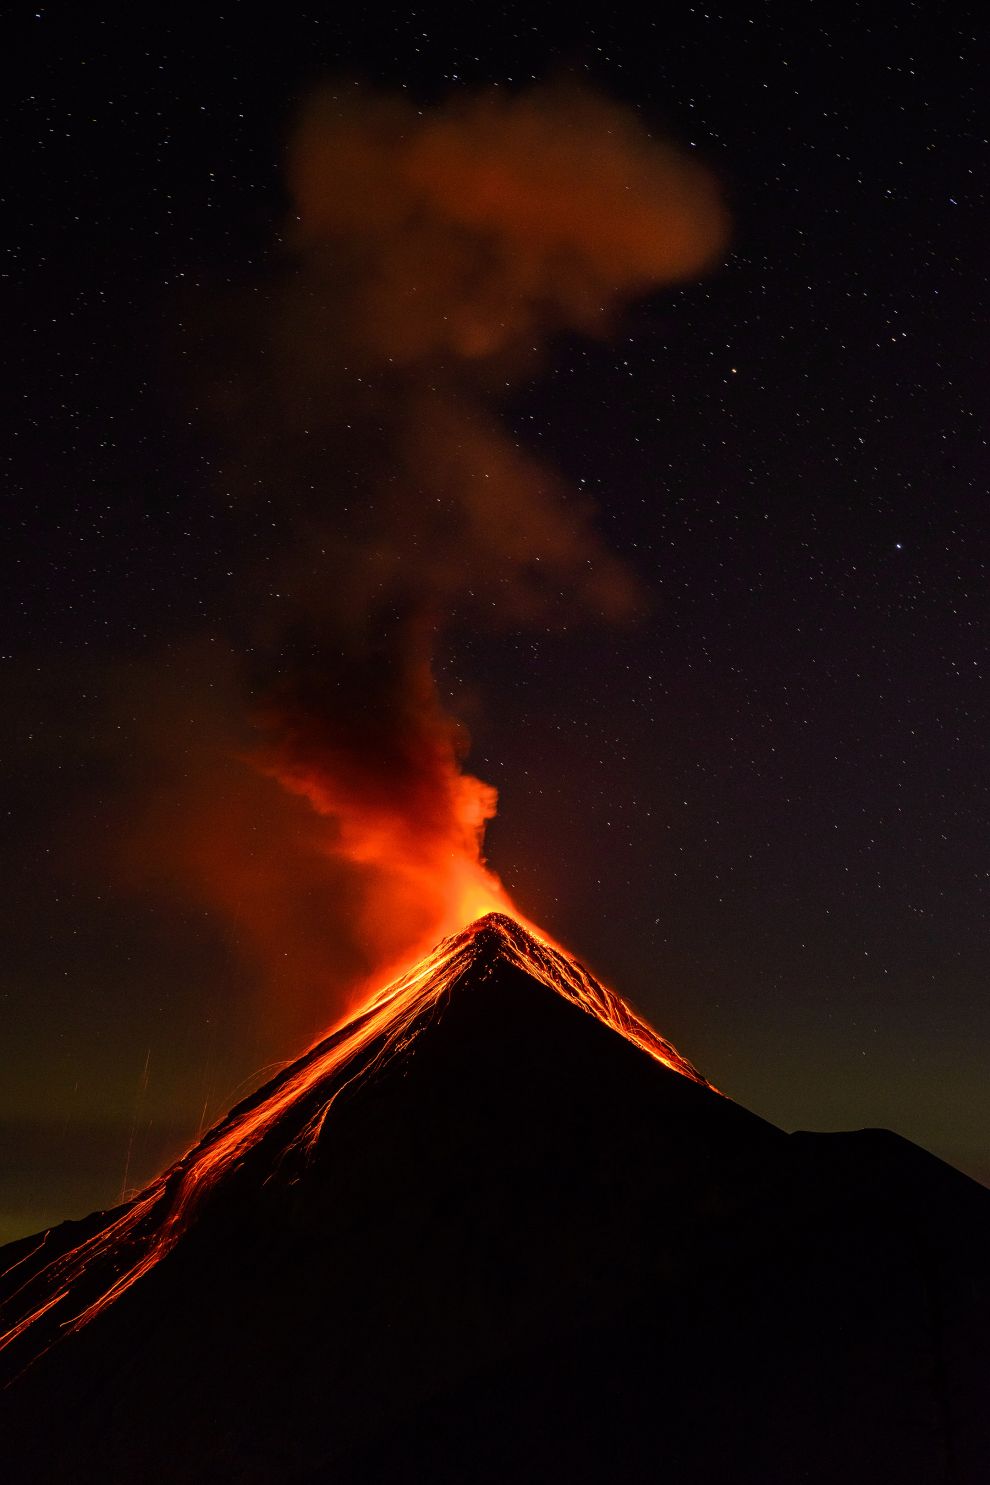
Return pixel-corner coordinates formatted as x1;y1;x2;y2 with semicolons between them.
0;913;707;1366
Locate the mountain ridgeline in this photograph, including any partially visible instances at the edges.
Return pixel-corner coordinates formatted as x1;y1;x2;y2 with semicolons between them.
1;914;987;1482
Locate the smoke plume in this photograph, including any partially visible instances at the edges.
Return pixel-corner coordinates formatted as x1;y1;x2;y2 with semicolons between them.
141;81;727;1038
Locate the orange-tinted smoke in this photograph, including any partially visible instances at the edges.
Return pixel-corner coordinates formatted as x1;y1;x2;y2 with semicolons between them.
135;82;727;1041
123;639;511;1045
250;630;515;984
289;82;728;363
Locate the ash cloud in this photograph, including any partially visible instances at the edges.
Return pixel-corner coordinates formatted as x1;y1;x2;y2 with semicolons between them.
140;81;728;1038
287;81;724;364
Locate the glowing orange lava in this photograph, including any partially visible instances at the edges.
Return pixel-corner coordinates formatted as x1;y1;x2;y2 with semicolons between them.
0;913;707;1369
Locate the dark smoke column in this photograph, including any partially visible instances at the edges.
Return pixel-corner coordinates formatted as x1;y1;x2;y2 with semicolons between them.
132;82;729;1036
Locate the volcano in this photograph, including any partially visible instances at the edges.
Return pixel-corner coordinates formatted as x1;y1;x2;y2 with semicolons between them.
1;913;988;1483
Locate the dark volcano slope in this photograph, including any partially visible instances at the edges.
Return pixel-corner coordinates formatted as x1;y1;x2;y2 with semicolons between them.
1;923;988;1483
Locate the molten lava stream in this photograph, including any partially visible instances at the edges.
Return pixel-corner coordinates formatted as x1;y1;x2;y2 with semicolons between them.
0;913;705;1367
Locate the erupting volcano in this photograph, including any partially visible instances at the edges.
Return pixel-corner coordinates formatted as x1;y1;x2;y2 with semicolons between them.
2;914;989;1484
0;913;704;1363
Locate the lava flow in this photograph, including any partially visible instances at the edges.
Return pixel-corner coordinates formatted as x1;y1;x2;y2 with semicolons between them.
0;914;707;1368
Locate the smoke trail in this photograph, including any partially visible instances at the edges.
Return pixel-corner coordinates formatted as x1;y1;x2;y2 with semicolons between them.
137;81;728;1036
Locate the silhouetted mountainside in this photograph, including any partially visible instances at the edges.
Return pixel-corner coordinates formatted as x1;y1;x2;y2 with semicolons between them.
1;915;987;1483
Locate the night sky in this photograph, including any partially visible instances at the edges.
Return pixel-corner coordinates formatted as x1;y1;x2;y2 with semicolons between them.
4;6;988;1245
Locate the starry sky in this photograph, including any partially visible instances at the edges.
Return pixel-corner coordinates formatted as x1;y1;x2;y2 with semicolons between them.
3;5;988;1243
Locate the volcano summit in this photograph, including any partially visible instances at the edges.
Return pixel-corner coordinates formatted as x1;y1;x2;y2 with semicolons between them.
1;915;988;1483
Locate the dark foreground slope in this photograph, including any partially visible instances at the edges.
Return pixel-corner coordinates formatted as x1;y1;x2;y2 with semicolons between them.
1;916;987;1483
